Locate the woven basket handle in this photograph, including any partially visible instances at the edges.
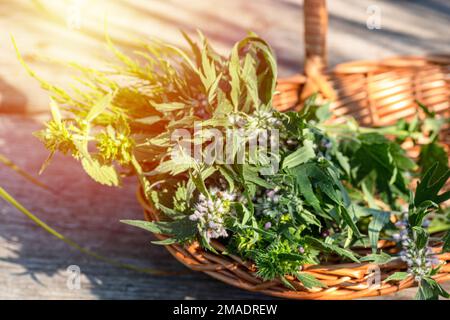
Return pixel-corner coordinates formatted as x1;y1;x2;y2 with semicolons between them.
299;0;336;101
304;0;328;69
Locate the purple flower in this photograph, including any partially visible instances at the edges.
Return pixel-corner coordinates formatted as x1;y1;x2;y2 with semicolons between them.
264;222;272;230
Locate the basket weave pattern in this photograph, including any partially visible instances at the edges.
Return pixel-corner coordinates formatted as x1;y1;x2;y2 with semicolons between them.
140;0;450;299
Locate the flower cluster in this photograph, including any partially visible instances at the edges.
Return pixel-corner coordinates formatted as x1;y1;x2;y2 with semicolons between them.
246;109;282;133
254;187;281;219
316;136;333;159
395;215;440;282
35;120;78;157
254;186;307;224
229;110;281;133
96;129;134;165
189;187;237;243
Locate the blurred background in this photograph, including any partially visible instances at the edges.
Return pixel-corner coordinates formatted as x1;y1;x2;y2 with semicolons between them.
0;0;449;299
1;0;450;114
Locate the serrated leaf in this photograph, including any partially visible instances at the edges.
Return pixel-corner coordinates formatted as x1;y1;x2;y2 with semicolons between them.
241;54;259;107
282;140;315;169
412;226;428;250
280;276;296;291
134;116;161;126
339;206;362;239
360;252;392;264
81;157;120;187
408;200;437;227
305;236;360;263
49;99;62;124
190;169;209;197
291;167;322;215
415;277;449;300
414;162;450;207
121;217;196;243
296;273;327;289
242;165;276;189
385;272;409;282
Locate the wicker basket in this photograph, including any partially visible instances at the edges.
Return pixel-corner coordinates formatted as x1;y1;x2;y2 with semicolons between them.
139;0;450;299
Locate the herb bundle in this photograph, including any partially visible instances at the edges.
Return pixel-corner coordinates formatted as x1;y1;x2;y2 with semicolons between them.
15;32;450;299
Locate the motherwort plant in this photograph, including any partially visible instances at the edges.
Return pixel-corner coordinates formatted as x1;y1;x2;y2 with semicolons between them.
9;32;450;299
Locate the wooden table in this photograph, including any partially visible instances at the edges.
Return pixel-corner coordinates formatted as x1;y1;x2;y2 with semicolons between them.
0;0;449;299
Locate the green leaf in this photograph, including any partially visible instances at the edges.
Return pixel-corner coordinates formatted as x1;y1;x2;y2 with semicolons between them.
293;171;321;214
80;157;120;187
242;165;276;189
280;276;296;291
408;200;437;227
241;54;259;107
296;208;322;229
121;217;197;243
335;149;351;177
416;100;435;117
419;142;449;177
152;238;178;245
218;166;236;191
150;190;185;219
296;272;327;289
86;92;114;122
416;279;436;300
189;168;210;197
423;277;450;299
385;272;409;282
350;132;412;201
282;140;316;169
339;206;362;239
164;44;199;74
412;226;429;250
367;209;391;253
414;162;450;207
234;202;252;225
415;277;449;300
443;231;450;253
360;252;392;264
152;102;186;113
229;44;241;110
305;236;360;263
290;163;335;215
